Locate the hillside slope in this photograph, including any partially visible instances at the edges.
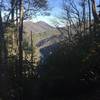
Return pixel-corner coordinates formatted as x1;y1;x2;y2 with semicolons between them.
23;21;62;46
23;21;54;34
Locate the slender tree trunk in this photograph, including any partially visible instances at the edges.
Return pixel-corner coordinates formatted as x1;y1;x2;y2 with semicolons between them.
31;31;33;62
16;1;18;26
0;8;8;75
88;0;92;33
15;1;19;55
18;0;24;79
11;0;15;23
0;8;8;100
16;0;24;99
83;0;86;35
91;0;99;22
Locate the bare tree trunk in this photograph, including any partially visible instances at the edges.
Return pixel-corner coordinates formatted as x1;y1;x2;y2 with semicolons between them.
91;0;99;23
0;8;8;100
15;1;19;55
83;0;86;35
18;0;24;79
31;31;33;62
15;0;24;99
16;1;18;26
88;0;92;33
11;0;16;23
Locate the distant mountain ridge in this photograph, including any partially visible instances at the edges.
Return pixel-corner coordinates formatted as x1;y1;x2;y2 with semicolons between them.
23;21;67;62
23;21;54;34
23;21;61;46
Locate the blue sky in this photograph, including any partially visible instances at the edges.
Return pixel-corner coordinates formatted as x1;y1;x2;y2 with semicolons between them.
3;0;99;26
2;0;100;26
31;0;64;26
32;0;100;26
48;0;63;16
3;0;100;26
2;0;64;26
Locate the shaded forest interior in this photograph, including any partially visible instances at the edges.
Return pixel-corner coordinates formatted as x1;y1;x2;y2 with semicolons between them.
0;0;100;100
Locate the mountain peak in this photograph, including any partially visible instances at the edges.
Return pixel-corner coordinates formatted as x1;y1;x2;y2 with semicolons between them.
23;21;54;34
